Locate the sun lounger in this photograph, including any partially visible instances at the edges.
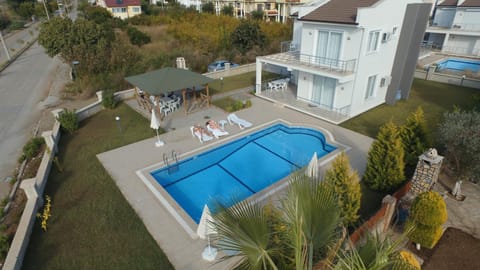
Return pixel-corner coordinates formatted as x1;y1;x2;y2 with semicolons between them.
190;126;213;143
207;123;229;138
227;113;252;129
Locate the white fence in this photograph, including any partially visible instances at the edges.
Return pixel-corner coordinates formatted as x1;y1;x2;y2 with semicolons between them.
1;90;134;270
414;69;480;89
203;63;256;79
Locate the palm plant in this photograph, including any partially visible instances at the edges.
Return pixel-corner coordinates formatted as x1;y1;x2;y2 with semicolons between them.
213;174;343;270
330;232;412;270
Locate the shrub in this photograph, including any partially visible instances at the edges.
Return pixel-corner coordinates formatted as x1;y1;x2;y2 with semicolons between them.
0;13;11;30
408;191;447;227
202;2;214;14
102;89;117;109
400;107;430;171
406;191;447;248
230;20;266;54
363;121;405;192
57;109;78;133
0;225;9;262
221;5;234;16
245;99;252;108
19;137;45;162
324;152;361;226
391;250;421;270
127;26;151;47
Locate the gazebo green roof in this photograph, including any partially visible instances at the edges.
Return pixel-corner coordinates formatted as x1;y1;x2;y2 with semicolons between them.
125;67;214;96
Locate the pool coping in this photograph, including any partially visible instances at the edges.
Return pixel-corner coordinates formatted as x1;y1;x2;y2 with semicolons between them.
136;118;348;239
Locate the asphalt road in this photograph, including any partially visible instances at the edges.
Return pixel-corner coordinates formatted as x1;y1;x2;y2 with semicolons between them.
0;22;40;66
0;43;59;197
0;1;78;198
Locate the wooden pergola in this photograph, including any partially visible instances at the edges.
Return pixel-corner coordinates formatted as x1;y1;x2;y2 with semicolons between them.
125;67;214;116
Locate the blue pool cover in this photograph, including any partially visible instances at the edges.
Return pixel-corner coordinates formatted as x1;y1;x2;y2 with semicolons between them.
150;124;336;223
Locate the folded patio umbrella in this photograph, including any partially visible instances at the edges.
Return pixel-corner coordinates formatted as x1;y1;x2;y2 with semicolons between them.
150;109;164;147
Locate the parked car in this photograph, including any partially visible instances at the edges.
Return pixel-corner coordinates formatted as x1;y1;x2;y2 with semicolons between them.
207;60;239;72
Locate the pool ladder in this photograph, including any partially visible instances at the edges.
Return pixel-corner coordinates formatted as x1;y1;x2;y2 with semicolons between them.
163;150;179;174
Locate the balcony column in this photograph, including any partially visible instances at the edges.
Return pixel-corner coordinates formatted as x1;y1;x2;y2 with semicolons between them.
255;59;262;94
441;33;450;52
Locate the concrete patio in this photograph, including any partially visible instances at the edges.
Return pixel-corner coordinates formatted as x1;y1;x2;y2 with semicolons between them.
97;95;374;269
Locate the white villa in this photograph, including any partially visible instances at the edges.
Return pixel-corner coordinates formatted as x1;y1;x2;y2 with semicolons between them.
424;0;480;56
255;0;432;123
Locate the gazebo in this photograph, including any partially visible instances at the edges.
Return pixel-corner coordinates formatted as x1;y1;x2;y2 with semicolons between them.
125;67;214;116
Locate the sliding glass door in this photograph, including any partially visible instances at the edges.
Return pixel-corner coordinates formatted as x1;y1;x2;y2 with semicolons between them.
315;31;342;66
311;75;336;109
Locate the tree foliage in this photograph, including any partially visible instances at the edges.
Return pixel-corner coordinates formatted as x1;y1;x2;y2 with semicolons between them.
406;191;447;248
221;5;234;16
213;174;342;270
250;10;264;20
230;20;266;54
0;13;11;30
324;152;361;226
201;2;214;14
363;121;405;192
127;26;151;47
438;109;480;182
400;107;431;170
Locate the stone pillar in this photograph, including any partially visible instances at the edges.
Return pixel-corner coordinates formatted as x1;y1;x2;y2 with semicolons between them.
41;131;55;153
381;195;398;233
255;59;262;94
426;65;436;80
51;108;64;120
96;91;103;102
410;148;444;196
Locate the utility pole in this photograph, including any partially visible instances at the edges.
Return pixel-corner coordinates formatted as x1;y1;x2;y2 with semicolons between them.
43;0;51;20
0;30;11;61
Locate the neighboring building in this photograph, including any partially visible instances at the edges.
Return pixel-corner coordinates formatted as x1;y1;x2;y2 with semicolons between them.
424;0;480;56
98;0;142;19
255;0;432;124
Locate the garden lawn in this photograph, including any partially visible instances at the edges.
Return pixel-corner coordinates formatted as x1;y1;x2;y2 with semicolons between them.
209;71;278;95
23;104;173;270
340;79;478;139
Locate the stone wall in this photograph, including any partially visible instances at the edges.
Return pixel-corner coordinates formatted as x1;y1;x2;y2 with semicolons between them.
414;69;480;89
410;149;444;196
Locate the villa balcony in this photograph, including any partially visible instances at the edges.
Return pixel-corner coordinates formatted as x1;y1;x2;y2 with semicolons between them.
259;44;356;83
427;22;480;36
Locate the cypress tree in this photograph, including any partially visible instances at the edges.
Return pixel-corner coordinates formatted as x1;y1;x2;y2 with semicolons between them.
400;107;431;171
363;121;405;192
324;152;361;226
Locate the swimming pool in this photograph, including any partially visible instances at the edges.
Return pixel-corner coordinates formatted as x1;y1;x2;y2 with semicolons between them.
150;123;336;224
437;58;480;72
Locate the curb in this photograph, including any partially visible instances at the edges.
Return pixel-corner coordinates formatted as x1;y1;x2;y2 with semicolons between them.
0;37;38;73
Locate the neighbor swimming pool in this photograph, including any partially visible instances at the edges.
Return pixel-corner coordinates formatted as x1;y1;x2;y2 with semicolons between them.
437;58;480;72
150;123;336;223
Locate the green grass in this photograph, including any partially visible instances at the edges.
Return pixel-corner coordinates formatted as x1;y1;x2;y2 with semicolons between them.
208;71;279;95
341;79;479;139
23;104;173;270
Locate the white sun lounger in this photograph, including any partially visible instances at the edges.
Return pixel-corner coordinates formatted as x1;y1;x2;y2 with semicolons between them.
207;124;229;139
227;113;252;129
190;126;214;143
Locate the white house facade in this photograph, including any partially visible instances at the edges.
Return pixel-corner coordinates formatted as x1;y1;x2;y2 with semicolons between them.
424;0;480;56
255;0;432;123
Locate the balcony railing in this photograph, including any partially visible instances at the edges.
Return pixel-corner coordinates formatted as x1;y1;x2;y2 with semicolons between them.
276;41;356;74
430;21;480;31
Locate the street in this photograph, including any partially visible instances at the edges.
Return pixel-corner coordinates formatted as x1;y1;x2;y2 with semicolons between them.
0;1;78;198
0;22;40;66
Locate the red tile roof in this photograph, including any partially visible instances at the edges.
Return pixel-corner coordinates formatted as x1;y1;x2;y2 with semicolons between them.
104;0;141;7
300;0;381;25
460;0;480;7
438;0;458;6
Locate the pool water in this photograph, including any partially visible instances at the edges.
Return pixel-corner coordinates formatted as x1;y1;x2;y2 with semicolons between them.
437;58;480;72
150;124;336;223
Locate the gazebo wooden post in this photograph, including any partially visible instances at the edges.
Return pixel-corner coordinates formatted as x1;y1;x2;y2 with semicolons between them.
182;89;187;115
134;87;141;107
206;84;210;107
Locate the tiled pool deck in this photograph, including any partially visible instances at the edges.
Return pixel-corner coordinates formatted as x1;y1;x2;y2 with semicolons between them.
97;96;374;269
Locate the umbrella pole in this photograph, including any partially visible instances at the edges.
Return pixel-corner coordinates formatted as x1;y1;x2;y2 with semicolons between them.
156;128;160;143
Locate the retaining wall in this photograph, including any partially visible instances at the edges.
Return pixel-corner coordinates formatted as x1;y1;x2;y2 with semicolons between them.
1;90;133;270
203;63;256;79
